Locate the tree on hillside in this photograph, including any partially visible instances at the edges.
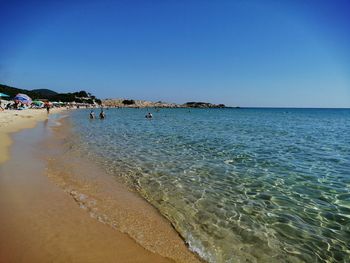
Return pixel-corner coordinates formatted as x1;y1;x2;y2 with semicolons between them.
122;99;135;105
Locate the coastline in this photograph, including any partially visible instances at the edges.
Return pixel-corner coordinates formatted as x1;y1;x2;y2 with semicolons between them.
0;110;202;263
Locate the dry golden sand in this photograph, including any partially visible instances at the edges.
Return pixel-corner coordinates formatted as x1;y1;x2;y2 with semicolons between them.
0;109;202;263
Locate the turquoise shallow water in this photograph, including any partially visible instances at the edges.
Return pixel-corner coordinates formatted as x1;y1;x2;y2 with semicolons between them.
70;108;350;263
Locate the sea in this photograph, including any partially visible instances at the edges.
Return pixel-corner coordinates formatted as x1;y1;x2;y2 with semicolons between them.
68;108;350;263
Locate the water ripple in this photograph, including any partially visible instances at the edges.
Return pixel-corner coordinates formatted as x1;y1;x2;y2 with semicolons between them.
70;108;350;263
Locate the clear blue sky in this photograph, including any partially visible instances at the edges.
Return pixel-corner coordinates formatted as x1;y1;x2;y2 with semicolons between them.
1;0;349;107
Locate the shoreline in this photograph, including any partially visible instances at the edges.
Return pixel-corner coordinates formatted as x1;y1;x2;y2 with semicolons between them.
45;116;202;263
0;109;202;263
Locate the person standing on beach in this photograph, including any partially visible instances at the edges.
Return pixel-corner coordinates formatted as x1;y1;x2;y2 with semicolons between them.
45;103;50;114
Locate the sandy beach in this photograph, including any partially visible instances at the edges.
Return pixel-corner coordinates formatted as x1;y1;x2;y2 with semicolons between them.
0;109;201;263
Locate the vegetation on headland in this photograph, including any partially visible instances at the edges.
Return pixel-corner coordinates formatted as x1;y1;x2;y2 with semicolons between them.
184;102;226;108
122;99;136;105
0;83;101;104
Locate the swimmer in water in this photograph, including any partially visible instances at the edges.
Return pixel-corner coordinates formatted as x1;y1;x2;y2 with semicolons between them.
89;110;95;119
99;109;105;119
145;112;153;119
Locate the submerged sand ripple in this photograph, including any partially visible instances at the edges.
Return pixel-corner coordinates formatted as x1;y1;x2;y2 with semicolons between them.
43;118;202;263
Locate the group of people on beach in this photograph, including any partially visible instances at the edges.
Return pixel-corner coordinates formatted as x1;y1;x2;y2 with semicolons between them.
2;101;28;110
0;100;53;112
90;109;105;119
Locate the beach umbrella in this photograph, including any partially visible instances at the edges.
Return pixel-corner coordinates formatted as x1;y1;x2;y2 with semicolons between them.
14;93;32;105
0;92;10;98
32;100;44;106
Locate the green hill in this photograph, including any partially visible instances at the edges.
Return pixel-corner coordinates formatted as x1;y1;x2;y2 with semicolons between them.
0;83;101;104
31;89;58;97
0;84;39;98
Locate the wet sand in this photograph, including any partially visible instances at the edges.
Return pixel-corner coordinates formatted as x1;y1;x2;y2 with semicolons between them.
0;112;202;262
0;109;60;164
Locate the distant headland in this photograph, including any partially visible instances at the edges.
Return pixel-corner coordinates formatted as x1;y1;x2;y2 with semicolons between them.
103;99;228;108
